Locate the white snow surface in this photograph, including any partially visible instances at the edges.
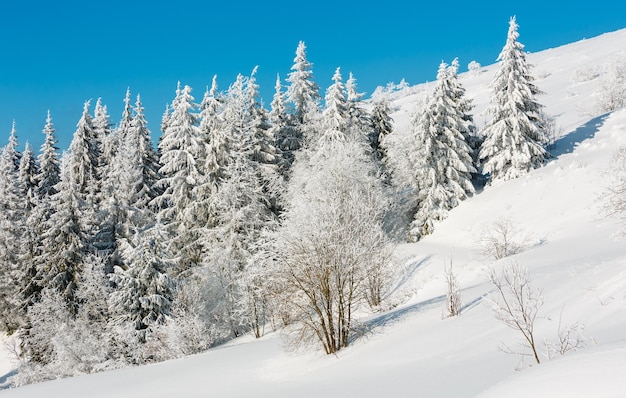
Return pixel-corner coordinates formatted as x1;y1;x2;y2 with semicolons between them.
2;28;626;398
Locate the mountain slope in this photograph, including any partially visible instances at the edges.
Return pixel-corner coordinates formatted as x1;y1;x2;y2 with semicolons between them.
2;28;626;398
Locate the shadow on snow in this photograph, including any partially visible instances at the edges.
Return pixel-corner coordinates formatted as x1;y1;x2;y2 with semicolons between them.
550;112;612;158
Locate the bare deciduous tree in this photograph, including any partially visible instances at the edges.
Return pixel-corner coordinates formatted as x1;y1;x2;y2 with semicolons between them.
487;262;543;365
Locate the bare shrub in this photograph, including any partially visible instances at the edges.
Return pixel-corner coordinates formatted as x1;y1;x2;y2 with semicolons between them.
443;261;462;318
477;219;526;259
487;262;543;365
540;111;562;150
596;57;626;113
544;319;587;360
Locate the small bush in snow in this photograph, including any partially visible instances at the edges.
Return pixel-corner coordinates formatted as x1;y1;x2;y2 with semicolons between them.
444;261;462;318
468;60;481;76
477;218;527;259
595;57;626;113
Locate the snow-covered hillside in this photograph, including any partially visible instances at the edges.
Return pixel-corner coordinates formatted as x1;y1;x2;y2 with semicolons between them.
2;28;626;398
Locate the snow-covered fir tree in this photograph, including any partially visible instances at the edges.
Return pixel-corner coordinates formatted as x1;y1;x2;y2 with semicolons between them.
18;112;62;322
370;97;394;167
36;155;88;315
449;58;482;173
6;120;22;170
37;111;61;198
406;62;476;241
0;145;26;332
19;142;40;211
92;98;113;196
198;76;228;194
286;41;320;145
109;224;173;342
127;94;162;212
155;83;203;275
345;72;371;141
319;67;350;148
270;74;298;175
479;16;550;183
68;100;100;215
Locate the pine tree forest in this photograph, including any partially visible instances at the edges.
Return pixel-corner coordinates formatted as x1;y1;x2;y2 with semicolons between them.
0;19;550;384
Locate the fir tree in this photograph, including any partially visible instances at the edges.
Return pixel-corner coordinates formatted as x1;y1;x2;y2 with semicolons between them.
37;156;88;315
449;58;482;173
109;224;173;339
19;142;40;211
319;67;350;148
199;76;228;192
345;72;371;141
0;146;26;332
479;17;549;183
6;120;22;170
370;97;394;164
407;62;476;241
155;83;203;275
37;111;61;199
69;100;100;210
286;41;320;145
270;74;298;175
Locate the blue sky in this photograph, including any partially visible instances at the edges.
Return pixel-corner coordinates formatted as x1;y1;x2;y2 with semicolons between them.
1;0;624;152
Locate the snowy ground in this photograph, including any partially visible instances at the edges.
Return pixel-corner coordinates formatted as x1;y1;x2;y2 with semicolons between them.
2;28;626;398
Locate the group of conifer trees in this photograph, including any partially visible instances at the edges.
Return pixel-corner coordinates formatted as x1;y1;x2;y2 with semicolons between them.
0;16;550;383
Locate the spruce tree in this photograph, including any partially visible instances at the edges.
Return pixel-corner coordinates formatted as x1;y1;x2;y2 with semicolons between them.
19;142;40;211
319;67;349;148
156;83;203;275
270;74;298;175
407;62;476;241
0;146;26;332
479;17;549;183
345;72;371;141
370;97;394;164
37;111;61;199
109;224;173;340
6;120;22;170
38;152;89;315
286;41;320;145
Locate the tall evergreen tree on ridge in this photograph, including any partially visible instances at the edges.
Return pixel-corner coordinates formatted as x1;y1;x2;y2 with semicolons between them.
286;41;320;147
479;16;549;184
319;67;350;148
128;93;162;213
6;120;22;171
69;100;100;211
37;111;61;199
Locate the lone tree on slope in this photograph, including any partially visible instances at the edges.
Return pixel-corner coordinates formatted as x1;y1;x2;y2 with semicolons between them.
479;16;550;184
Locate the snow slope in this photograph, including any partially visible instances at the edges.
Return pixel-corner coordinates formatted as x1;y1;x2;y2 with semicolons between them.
2;28;626;398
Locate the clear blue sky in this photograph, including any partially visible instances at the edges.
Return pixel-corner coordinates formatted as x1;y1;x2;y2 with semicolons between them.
1;0;624;152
